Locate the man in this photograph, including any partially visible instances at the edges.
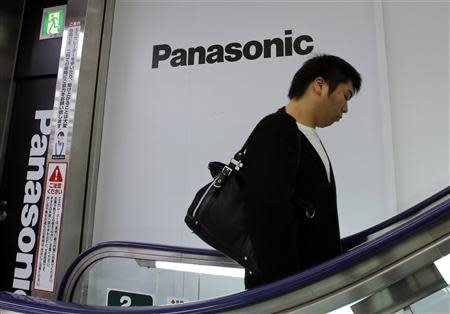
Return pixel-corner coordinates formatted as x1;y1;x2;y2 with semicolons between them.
242;54;362;289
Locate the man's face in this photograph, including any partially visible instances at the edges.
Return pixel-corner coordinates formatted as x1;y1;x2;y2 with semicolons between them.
57;135;64;143
316;80;354;128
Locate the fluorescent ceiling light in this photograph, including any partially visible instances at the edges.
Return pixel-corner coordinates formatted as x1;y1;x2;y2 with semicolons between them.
434;253;450;284
326;305;354;314
155;261;244;278
327;299;362;314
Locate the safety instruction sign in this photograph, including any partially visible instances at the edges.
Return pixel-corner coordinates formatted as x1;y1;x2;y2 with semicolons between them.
33;162;67;292
51;22;81;160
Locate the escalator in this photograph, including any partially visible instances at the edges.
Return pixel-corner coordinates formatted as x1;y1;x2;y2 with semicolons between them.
0;186;449;313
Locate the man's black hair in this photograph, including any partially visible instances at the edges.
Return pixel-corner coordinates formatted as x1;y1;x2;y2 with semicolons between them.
288;54;362;100
57;131;64;137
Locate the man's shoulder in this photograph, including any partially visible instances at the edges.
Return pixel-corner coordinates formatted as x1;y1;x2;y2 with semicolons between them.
256;107;297;134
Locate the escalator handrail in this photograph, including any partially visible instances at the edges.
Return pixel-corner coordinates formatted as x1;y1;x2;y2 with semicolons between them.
36;197;450;313
1;198;449;313
57;186;450;301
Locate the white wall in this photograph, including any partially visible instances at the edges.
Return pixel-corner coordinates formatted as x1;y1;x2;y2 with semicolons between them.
92;1;449;249
382;1;449;211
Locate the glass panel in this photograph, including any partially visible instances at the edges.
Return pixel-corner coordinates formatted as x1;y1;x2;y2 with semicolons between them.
408;286;450;314
359;194;450;245
70;256;244;307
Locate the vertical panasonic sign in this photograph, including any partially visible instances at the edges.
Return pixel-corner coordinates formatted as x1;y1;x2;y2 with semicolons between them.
12;1;87;295
12;110;52;295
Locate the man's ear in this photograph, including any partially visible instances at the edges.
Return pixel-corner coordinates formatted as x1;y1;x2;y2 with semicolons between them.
312;77;325;96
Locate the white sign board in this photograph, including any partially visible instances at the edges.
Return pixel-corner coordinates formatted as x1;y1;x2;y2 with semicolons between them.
93;1;395;248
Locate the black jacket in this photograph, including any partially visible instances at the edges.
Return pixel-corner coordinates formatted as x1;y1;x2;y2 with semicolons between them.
242;107;342;288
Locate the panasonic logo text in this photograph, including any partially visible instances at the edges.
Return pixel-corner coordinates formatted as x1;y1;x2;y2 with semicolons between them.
152;30;314;69
12;110;52;295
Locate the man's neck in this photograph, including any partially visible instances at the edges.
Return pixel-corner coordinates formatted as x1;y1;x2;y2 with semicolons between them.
285;99;316;128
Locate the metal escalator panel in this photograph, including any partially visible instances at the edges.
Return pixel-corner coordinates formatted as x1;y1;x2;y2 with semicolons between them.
350;264;447;314
366;254;450;314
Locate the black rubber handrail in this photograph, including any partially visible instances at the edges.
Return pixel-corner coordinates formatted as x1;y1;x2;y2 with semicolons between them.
1;197;449;313
1;186;448;313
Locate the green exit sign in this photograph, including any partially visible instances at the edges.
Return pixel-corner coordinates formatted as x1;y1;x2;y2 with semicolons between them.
40;5;66;40
107;289;154;307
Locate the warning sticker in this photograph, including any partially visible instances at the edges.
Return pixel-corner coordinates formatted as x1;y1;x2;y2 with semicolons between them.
33;162;67;292
166;297;189;305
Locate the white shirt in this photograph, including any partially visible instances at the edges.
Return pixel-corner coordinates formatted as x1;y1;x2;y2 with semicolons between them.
296;122;331;183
